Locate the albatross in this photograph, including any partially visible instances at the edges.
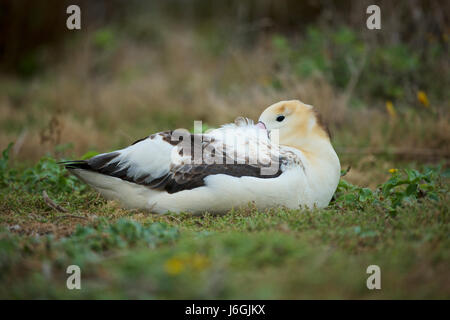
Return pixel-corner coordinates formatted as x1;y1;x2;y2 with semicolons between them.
63;100;341;214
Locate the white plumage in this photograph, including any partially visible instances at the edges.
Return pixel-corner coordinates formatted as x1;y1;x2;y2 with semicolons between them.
65;100;341;214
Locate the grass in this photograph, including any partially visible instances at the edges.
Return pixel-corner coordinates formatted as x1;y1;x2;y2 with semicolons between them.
0;145;448;299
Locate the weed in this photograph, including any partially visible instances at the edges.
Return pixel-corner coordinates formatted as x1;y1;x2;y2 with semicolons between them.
334;167;447;213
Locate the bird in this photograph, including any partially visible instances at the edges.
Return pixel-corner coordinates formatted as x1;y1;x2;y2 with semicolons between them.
63;100;341;214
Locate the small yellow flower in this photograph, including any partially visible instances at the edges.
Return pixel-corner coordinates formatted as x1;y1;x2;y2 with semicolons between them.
385;101;397;118
389;168;398;174
417;90;430;108
164;257;184;275
191;254;210;271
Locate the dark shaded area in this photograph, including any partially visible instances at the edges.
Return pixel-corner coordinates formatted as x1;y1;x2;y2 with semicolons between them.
1;0;448;76
0;0;128;75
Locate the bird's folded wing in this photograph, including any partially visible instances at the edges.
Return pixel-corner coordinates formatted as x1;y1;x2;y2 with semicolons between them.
64;125;294;194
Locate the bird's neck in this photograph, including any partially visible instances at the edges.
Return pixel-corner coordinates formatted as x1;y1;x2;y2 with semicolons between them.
286;136;341;207
284;135;341;177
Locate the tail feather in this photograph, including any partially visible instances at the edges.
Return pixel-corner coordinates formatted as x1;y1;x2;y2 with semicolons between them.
59;152;120;172
60;160;91;170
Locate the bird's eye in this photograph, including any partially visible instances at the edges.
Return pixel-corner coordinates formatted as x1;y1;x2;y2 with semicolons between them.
276;115;285;122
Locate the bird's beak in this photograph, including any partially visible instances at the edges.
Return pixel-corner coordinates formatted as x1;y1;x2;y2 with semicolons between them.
256;121;267;130
256;121;270;138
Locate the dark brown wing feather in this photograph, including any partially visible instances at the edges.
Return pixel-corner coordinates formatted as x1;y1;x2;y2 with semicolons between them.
160;161;282;194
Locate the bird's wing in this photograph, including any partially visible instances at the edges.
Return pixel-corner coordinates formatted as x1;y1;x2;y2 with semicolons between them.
64;120;302;193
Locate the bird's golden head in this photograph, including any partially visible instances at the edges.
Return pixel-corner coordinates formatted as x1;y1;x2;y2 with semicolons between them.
257;100;331;149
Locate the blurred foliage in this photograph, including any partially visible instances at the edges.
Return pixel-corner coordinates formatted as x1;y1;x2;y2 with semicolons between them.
1;0;448;86
272;26;448;104
93;28;117;51
0;0;129;76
